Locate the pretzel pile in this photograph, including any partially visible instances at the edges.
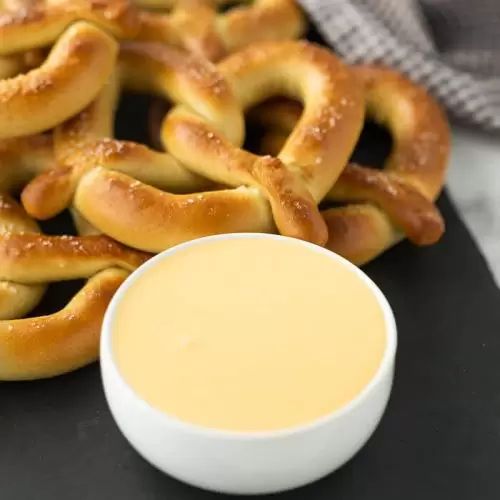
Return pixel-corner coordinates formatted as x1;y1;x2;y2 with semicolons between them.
0;0;450;379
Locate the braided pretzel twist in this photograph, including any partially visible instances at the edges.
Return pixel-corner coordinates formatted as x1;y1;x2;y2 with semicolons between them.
0;21;118;139
0;134;149;380
23;40;364;250
0;0;304;61
249;65;450;264
161;41;365;241
22;43;279;247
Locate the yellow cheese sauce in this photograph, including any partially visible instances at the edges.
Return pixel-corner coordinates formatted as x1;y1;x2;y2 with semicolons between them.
112;237;387;432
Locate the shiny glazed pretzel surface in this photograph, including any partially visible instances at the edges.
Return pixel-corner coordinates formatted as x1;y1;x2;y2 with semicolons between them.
249;65;450;265
0;136;149;380
23;40;365;250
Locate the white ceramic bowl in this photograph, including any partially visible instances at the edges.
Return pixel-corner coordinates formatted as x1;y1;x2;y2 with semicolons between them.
101;233;397;495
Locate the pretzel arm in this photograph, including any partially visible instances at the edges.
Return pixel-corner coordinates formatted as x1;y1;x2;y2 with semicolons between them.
0;0;139;55
328;164;444;245
0;233;150;282
0;267;129;380
73;167;275;252
0;21;118;139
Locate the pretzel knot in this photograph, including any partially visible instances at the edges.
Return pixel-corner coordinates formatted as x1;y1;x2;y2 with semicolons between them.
22;40;365;250
135;0;306;62
0;0;305;62
249;65;450;265
0;137;149;381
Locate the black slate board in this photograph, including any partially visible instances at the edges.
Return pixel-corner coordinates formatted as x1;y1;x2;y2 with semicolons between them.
2;30;500;498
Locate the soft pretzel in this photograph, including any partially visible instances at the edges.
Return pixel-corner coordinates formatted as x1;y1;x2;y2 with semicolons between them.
22;43;277;248
0;133;53;191
0;194;45;320
22;69;213;219
0;131;149;380
23;41;364;250
249;65;450;265
0;54;31;79
0;21;118;139
162;41;364;235
217;0;305;53
140;0;305;61
0;196;149;381
0;221;148;381
0;0;139;55
0;0;304;61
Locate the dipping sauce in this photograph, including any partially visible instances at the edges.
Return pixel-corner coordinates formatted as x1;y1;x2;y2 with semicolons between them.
112;236;387;432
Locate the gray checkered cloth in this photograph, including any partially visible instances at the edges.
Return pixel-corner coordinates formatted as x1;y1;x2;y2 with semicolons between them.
299;0;500;132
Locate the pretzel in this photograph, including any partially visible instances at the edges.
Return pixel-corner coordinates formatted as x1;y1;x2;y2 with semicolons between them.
0;0;305;61
0;21;118;139
0;138;150;380
140;0;306;60
22;42;276;248
22;67;212;219
0;0;139;55
249;65;450;265
22;40;364;250
161;41;364;237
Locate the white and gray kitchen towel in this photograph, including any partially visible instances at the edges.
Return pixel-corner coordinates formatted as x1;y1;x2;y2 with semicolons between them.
299;0;500;286
299;0;500;132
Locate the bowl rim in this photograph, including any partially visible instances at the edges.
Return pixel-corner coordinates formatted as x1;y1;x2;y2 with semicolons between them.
101;232;397;440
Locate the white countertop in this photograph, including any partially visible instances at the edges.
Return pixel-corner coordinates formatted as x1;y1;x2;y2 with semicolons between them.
447;128;500;286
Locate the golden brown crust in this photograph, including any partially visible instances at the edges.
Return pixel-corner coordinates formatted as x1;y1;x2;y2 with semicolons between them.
74;168;275;252
0;195;46;320
0;140;149;380
24;40;355;249
223;41;365;200
218;0;305;53
20;49;219;221
136;0;306;61
0;133;53;192
328;164;444;246
322;204;398;266
119;41;243;142
0;0;305;61
250;65;450;265
0;268;129;380
0;0;140;55
22;137;212;219
164;41;364;245
0;21;118;139
0;233;149;282
324;65;449;263
355;65;450;198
